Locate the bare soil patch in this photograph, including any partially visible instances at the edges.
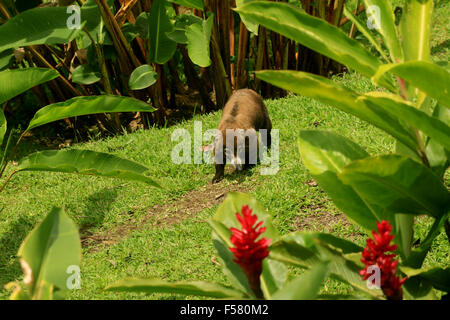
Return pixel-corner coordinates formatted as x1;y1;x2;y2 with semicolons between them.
293;194;353;233
80;180;251;252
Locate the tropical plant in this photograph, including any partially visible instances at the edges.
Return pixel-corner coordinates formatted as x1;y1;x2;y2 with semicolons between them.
0;0;351;133
234;0;449;299
108;192;449;300
107;193;331;300
0;74;160;192
0;0;360;192
5;207;82;300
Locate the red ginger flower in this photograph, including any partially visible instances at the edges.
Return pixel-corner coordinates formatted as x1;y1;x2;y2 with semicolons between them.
360;220;407;300
230;205;271;298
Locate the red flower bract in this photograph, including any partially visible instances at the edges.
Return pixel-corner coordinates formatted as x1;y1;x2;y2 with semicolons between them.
360;220;407;300
230;205;271;298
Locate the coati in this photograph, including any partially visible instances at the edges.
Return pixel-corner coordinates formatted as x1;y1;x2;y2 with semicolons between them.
204;89;272;183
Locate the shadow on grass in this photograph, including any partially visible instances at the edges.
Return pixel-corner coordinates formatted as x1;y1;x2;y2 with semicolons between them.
0;215;38;290
431;39;450;56
77;187;120;236
0;187;119;292
223;166;256;184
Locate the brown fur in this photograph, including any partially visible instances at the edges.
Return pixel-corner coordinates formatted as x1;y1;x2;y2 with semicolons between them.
211;89;272;183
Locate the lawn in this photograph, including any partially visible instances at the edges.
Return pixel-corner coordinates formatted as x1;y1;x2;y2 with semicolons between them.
0;1;448;300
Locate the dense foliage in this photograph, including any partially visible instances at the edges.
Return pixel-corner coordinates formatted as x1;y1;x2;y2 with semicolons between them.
0;0;348;131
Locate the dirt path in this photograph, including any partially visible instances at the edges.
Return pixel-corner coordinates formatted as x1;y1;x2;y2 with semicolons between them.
80;177;359;253
80;180;251;252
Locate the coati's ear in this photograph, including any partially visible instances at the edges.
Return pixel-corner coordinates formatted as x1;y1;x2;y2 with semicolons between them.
202;143;214;153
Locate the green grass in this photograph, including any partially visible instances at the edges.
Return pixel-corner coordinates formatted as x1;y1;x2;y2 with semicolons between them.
0;1;449;300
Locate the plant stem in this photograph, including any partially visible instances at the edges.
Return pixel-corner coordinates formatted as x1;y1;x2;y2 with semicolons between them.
28;46;82;96
83;27;113;94
0;2;11;19
396;76;430;167
95;0;133;75
349;0;361;38
0;131;25;179
396;76;408;100
236;22;248;89
0;170;17;194
98;0;141;68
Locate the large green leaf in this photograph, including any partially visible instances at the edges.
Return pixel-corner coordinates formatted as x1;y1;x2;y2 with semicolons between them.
298;130;379;230
425;104;450;177
271;262;329;300
129;65;158;90
400;266;450;293
148;0;177;64
257;70;417;152
260;258;287;299
339;155;450;219
27;95;155;131
17;207;81;298
400;0;433;62
235;2;389;86
394;213;414;260
0;7;83;52
362;92;450;151
186;15;213;67
71;64;101;85
166;14;203;44
211;232;252;294
236;0;261;35
399;0;433;101
106;279;245;298
0;68;59;105
269;232;384;298
167;0;204;10
274;232;362;256
403;277;438;300
363;0;403;62
372;61;450;108
15;149;160;187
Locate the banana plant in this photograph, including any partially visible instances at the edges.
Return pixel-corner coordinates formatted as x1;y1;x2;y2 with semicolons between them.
236;0;450;299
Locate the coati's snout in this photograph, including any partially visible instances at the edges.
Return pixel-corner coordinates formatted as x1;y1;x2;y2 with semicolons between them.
206;89;272;184
211;128;259;171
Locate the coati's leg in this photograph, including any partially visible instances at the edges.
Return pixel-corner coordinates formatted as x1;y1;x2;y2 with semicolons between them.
243;133;257;170
212;163;225;183
265;130;272;150
260;127;272;150
243;163;255;170
265;117;272;149
244;147;255;170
